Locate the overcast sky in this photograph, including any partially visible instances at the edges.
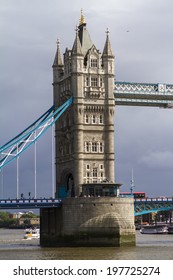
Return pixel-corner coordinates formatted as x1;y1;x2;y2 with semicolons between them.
1;0;173;199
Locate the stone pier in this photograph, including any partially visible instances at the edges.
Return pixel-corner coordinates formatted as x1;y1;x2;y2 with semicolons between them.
40;197;135;247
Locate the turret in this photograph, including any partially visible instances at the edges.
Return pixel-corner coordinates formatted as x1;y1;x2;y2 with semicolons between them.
102;29;114;76
52;39;64;83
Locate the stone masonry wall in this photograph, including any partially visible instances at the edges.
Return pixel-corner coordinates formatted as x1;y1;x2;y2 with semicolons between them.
40;197;136;247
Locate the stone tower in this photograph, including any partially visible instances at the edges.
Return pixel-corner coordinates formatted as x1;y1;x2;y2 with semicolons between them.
40;12;135;247
53;12;115;198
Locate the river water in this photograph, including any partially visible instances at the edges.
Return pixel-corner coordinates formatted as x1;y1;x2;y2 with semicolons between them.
0;229;173;260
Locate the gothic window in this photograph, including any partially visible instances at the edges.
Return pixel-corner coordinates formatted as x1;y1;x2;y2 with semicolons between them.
91;59;97;68
92;115;96;124
92;142;97;152
93;168;98;178
100;164;103;170
85;142;90;153
100;172;103;178
91;77;98;87
87;172;90;178
99;114;103;124
99;142;104;153
68;62;71;73
100;77;103;87
85;114;89;123
86;164;90;170
85;77;89;87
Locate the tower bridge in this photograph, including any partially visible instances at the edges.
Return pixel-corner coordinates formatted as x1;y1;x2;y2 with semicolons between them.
1;11;173;247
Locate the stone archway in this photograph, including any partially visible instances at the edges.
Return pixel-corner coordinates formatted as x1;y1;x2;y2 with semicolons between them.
60;170;75;197
66;173;75;197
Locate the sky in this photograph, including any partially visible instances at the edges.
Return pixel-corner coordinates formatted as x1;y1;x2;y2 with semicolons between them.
1;0;173;199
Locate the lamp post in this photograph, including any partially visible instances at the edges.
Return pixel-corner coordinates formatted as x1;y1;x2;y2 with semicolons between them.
130;168;135;194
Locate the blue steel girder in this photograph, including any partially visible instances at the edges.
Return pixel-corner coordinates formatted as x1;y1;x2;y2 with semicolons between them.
114;81;173;107
0;97;73;170
134;198;173;216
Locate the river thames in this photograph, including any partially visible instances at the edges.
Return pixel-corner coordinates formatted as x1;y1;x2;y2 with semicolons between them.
0;229;173;260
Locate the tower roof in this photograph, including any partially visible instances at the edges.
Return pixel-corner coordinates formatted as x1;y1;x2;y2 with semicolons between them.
77;10;93;55
53;39;63;66
102;28;114;57
72;27;83;55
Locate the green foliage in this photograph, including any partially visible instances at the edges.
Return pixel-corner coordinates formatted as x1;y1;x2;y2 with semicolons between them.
21;212;39;219
0;211;39;228
0;212;17;228
0;211;9;220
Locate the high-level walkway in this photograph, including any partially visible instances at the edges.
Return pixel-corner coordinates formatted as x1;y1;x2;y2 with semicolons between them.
114;81;173;107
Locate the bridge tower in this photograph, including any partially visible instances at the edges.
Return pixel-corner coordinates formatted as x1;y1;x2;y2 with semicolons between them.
40;12;135;247
53;12;115;197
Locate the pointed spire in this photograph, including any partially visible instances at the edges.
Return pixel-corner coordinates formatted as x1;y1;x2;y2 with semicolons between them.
79;8;86;26
72;26;83;55
103;28;114;57
53;39;63;66
78;10;93;55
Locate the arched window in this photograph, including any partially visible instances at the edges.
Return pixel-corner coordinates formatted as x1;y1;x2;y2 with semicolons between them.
85;77;89;86
91;77;98;87
92;115;96;124
99;114;103;124
99;142;104;152
85;114;89;123
91;59;97;67
85;142;90;153
92;142;97;152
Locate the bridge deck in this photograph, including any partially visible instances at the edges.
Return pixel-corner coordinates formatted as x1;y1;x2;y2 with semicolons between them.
0;198;62;209
1;197;173;215
134;197;173;216
114;81;173;107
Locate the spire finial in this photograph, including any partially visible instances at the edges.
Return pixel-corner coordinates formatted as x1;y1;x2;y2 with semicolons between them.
79;8;86;25
75;25;78;34
56;38;60;47
53;38;63;66
106;27;110;36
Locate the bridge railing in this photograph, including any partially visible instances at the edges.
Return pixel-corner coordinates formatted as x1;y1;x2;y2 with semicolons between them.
0;198;61;204
114;81;173;107
0;198;62;209
135;197;173;202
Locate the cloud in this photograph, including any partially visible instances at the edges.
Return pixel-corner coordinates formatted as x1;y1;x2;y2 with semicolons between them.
139;150;173;169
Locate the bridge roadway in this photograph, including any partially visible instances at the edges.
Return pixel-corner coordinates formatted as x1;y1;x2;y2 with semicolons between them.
1;197;173;216
134;197;173;216
114;81;173;107
0;198;62;209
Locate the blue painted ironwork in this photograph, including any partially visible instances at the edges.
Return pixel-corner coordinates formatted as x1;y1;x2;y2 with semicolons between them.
1;196;173;214
0;198;62;209
134;197;173;216
0;97;73;170
114;81;173;107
